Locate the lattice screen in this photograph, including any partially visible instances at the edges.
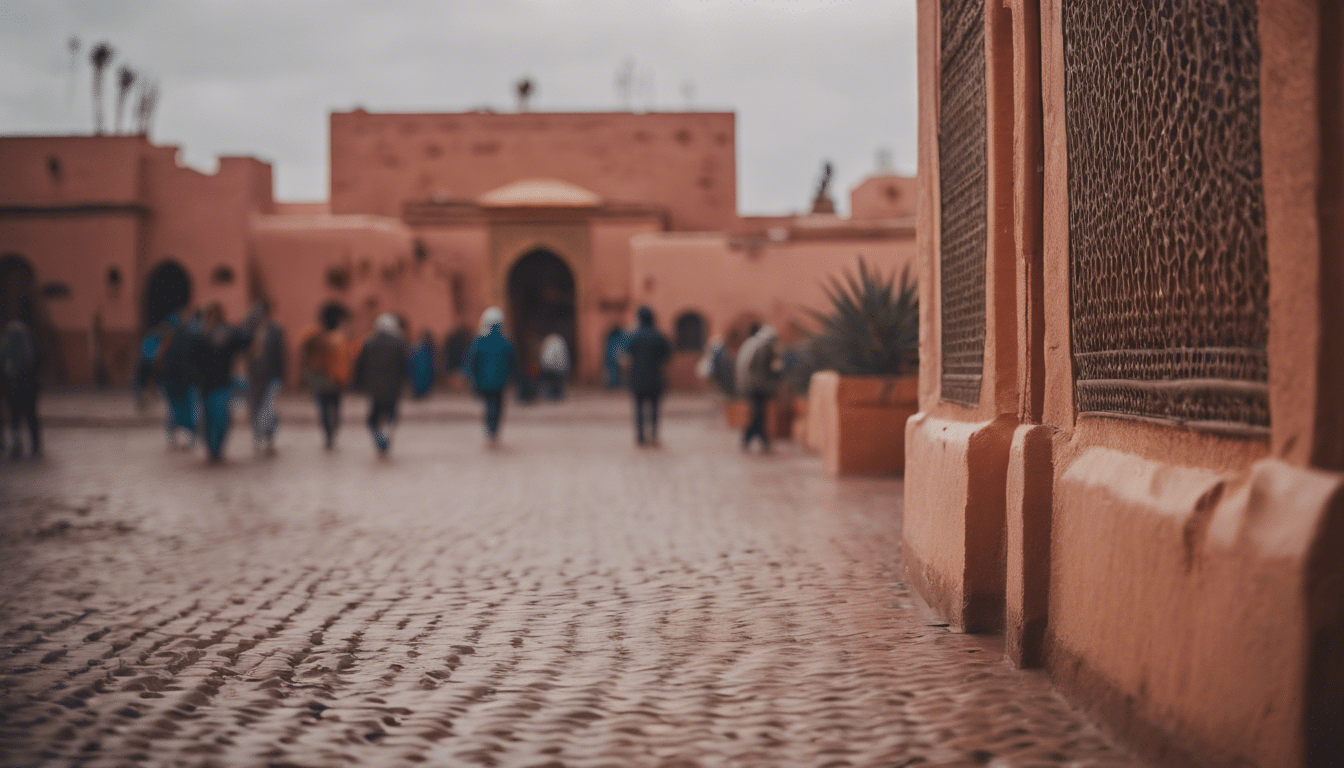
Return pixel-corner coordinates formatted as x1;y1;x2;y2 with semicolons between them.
1063;0;1269;432
938;0;988;407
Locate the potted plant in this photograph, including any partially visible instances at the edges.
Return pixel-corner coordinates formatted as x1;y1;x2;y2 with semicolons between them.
804;259;918;475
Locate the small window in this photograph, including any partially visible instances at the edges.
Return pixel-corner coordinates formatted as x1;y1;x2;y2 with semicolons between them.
211;265;235;285
47;156;62;181
106;266;122;288
326;266;350;290
674;311;708;352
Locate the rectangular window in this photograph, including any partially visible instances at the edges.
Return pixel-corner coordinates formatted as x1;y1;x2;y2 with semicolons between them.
939;0;989;407
1064;0;1269;432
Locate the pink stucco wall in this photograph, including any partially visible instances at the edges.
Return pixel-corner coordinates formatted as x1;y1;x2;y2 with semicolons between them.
330;111;736;232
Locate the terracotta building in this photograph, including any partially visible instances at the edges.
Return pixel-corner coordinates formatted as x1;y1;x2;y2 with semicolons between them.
905;0;1342;765
0;111;914;387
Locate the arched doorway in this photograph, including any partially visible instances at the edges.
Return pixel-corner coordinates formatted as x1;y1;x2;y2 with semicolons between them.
144;260;192;328
507;249;576;380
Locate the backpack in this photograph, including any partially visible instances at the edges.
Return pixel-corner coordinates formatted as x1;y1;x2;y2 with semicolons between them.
1;327;36;382
301;332;338;392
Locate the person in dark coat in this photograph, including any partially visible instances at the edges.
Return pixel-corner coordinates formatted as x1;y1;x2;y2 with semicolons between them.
625;306;671;446
2;320;41;459
192;302;263;462
246;300;286;454
462;307;516;445
353;313;410;456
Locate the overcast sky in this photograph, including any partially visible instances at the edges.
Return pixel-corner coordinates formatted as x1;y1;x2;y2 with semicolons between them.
0;0;917;215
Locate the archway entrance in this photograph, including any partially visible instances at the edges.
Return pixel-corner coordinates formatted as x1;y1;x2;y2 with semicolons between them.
507;249;576;380
144;260;192;327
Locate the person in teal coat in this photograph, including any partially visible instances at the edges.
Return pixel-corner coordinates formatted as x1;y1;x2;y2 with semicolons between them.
461;307;517;444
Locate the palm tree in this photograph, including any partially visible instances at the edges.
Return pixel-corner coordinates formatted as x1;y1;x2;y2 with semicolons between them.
89;42;115;134
135;80;160;136
115;66;136;133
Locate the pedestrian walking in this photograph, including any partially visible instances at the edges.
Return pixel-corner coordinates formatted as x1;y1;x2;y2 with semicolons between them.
2;320;41;459
603;326;626;389
736;324;782;452
300;304;353;450
462;307;516;445
538;332;569;401
157;311;200;449
353;313;410;456
625;306;671;447
192;302;263;462
410;331;436;399
133;323;164;410
246;300;286;454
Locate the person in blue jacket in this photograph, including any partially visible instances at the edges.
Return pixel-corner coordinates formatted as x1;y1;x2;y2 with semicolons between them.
461;307;517;445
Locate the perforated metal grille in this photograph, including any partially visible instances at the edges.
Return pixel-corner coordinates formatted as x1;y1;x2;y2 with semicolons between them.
938;0;988;407
1063;0;1269;432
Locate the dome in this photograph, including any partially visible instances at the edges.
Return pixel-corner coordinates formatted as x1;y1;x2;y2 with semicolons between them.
477;178;603;208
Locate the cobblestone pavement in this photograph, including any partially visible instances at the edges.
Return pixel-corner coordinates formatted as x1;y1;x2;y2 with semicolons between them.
0;397;1144;767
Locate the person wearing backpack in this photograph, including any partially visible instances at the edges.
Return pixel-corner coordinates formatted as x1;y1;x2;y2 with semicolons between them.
2;320;41;459
461;307;516;445
300;304;353;450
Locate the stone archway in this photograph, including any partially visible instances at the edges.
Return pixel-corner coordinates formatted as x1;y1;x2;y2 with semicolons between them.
143;260;192;328
506;249;577;380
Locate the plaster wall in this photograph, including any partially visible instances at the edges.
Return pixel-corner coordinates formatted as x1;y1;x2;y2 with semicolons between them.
629;229;916;349
249;215;415;385
416;226;492;334
330;111;736;232
849;175;917;220
0;135;146;205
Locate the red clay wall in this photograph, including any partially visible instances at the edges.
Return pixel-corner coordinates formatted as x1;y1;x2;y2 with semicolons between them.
329;111;737;231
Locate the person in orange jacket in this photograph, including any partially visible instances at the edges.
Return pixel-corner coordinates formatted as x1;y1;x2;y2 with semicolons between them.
299;303;354;449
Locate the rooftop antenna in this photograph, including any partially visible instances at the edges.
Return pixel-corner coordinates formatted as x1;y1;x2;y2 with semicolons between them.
515;77;534;112
615;58;635;110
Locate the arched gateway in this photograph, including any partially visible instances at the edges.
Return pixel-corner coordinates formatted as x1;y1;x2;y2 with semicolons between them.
144;260;192;328
507;249;577;379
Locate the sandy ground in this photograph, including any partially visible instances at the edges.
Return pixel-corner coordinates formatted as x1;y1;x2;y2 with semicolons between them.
0;394;1144;767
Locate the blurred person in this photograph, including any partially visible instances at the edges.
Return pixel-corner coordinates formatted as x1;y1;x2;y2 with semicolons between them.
300;304;353;450
133;322;165;409
462;307;516;445
157;310;200;448
538;332;570;401
736;324;783;452
192;302;264;462
246;300;286;454
2;320;41;459
603;326;627;389
410;331;436;399
353;313;410;456
625;306;671;447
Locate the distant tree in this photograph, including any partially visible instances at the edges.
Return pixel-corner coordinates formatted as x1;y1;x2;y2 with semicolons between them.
66;37;81;111
135;80;160;136
115;65;136;134
89;41;115;134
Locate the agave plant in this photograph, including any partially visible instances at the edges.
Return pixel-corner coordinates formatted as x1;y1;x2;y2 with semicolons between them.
806;258;918;378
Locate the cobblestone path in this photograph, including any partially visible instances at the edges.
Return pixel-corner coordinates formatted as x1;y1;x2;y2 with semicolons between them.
0;400;1144;767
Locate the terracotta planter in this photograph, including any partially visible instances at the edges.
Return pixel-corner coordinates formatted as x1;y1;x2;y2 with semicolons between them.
807;371;917;475
723;397;793;439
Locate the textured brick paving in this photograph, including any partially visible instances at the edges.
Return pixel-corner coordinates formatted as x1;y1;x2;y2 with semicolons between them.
0;397;1144;767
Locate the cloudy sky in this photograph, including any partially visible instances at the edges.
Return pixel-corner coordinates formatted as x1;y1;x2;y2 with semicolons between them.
0;1;917;215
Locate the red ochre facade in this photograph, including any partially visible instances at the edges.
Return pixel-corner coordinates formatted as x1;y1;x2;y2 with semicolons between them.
905;1;1344;766
0;111;914;388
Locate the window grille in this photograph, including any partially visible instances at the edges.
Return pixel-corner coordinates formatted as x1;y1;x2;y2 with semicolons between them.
1063;0;1269;432
939;0;988;407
